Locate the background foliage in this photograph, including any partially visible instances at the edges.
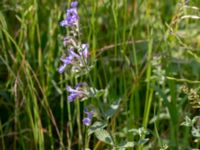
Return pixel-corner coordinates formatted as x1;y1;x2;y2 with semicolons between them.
0;0;200;149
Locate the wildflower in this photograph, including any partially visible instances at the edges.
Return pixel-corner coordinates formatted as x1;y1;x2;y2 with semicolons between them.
58;56;73;73
81;44;89;58
82;118;91;126
68;48;80;58
58;45;90;74
83;108;94;126
61;55;74;64
58;64;67;73
58;50;74;73
60;1;79;27
71;1;78;8
66;83;88;102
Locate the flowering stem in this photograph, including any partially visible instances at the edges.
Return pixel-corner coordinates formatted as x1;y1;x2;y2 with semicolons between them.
72;12;93;149
74;77;83;148
76;98;83;148
67;100;72;147
60;75;64;149
84;127;91;149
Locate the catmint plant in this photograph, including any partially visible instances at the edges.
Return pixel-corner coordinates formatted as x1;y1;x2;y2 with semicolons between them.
58;1;100;127
58;1;148;149
58;1;92;76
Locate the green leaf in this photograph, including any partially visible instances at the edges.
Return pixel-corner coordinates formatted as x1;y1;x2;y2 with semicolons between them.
192;126;200;138
105;98;121;120
181;116;193;127
149;113;170;124
74;65;95;78
117;141;135;148
88;87;105;98
88;121;107;135
128;127;149;137
94;129;114;145
154;85;177;124
51;80;62;94
137;138;149;145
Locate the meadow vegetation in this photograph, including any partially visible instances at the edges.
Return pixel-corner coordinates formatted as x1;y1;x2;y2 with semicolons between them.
0;0;200;149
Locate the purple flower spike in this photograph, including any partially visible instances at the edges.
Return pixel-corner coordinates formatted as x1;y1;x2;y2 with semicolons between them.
83;117;91;126
60;7;79;27
71;1;78;8
66;8;79;25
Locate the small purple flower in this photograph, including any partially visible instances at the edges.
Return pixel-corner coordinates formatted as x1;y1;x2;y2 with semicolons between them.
60;7;79;27
81;44;89;58
71;1;78;8
58;44;90;73
58;64;67;73
68;48;80;58
85;110;94;119
58;54;74;73
83;109;94;126
83;118;91;126
66;83;87;102
60;55;74;64
67;86;81;102
67;93;79;102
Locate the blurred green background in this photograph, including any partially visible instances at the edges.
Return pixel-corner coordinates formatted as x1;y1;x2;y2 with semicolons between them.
0;0;200;149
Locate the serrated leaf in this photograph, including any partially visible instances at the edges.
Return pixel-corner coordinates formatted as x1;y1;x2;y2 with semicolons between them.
94;129;114;145
88;121;107;135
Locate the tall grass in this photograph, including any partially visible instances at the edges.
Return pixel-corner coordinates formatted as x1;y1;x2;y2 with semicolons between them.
0;0;200;149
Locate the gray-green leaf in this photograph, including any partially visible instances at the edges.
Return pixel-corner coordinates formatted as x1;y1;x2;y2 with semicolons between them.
88;121;107;135
94;129;114;145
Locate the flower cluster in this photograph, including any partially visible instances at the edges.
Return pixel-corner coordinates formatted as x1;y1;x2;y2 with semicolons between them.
59;1;95;126
58;45;89;73
60;1;79;27
66;82;89;102
58;1;90;74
